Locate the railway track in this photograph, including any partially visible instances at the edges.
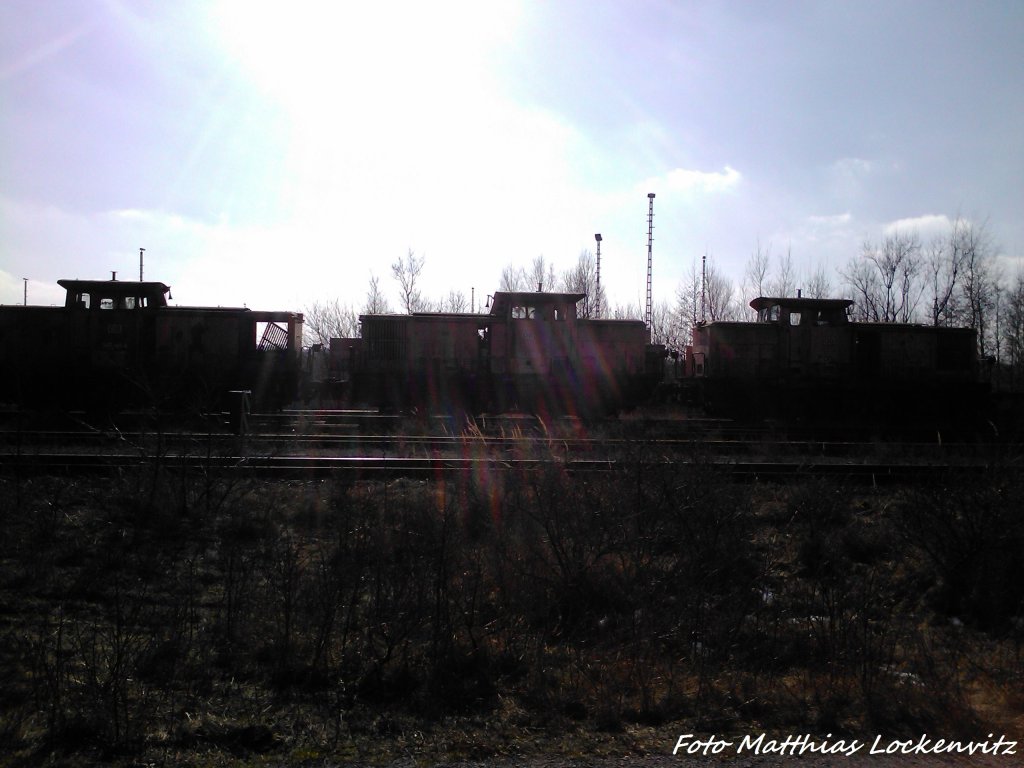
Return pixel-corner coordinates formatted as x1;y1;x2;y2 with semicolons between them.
0;404;1002;438
2;408;1018;482
1;432;1012;462
0;450;1008;483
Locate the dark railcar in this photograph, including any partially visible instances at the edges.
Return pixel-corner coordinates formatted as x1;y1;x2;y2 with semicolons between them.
0;278;303;412
687;296;986;423
331;291;662;417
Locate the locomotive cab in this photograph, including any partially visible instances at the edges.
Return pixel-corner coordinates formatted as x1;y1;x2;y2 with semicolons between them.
751;296;851;327
59;279;170;311
0;276;303;413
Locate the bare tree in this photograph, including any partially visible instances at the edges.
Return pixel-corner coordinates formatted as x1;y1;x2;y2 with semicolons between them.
927;218;967;327
439;289;470;313
768;246;798;298
612;302;643;320
676;259;703;335
649;299;687;351
993;281;1003;367
391;249;427;313
363;274;392;315
528;255;557;293
303;298;359;346
842;230;923;322
876;231;922;323
499;263;527;292
1001;271;1024;388
743;239;772;310
841;257;880;322
674;254;735;340
561;250;605;318
705;260;737;322
805;264;834;299
958;220;999;356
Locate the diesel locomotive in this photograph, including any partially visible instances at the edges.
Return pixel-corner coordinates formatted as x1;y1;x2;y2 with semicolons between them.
324;290;665;418
0;277;303;413
684;295;986;423
2;276;989;427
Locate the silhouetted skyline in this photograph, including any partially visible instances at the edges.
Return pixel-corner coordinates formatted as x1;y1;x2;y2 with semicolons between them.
2;1;1021;312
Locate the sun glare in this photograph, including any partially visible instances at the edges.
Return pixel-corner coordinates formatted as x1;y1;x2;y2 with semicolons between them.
213;1;521;122
204;1;605;307
211;1;527;222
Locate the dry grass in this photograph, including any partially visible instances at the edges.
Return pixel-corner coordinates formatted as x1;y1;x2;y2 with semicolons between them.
0;445;1021;766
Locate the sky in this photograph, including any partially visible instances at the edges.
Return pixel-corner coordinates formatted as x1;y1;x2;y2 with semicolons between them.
2;0;1022;315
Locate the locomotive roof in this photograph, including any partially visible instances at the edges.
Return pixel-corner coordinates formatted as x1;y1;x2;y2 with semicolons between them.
750;296;854;311
58;279;171;294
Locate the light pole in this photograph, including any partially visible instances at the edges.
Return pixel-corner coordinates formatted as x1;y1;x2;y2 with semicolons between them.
594;233;602;318
645;193;655;331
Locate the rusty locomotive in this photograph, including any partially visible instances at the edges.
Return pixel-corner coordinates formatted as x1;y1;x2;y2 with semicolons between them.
0;277;303;413
323;290;666;418
682;295;987;424
1;277;989;425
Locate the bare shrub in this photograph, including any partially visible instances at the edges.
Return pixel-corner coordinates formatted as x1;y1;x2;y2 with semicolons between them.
894;471;1024;632
2;450;1021;763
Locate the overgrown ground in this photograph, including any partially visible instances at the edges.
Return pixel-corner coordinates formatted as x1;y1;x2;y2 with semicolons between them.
1;435;1023;766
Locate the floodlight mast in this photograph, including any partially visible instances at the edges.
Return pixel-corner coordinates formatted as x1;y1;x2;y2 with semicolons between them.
645;193;655;331
701;252;707;323
594;233;602;318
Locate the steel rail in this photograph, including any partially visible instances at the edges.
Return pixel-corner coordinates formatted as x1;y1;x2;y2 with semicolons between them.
0;450;1005;483
0;427;1012;462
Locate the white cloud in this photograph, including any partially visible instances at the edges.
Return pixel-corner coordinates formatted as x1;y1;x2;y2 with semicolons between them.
641;165;742;197
883;214;952;240
798;212;856;250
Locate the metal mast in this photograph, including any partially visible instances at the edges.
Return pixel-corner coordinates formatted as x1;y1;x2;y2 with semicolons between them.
645;193;655;330
139;247;145;281
594;233;602;318
701;252;707;323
